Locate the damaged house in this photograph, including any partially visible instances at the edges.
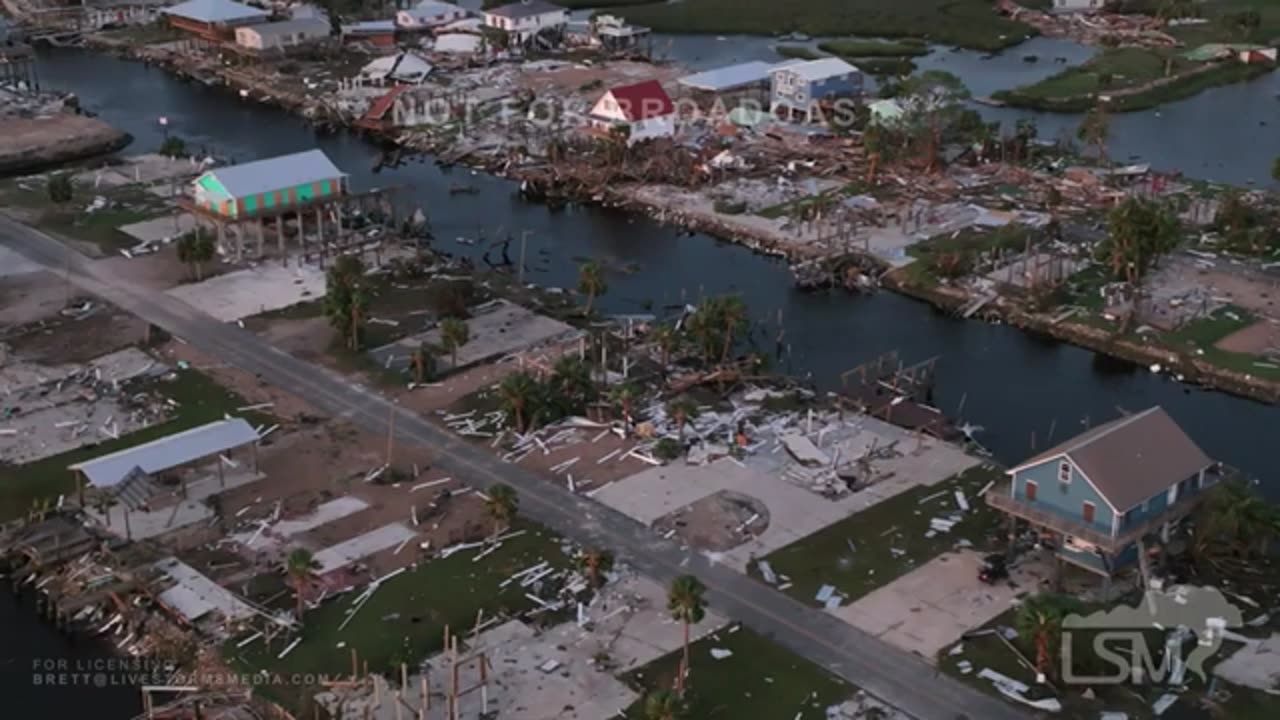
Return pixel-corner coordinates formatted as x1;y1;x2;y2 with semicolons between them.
986;406;1220;584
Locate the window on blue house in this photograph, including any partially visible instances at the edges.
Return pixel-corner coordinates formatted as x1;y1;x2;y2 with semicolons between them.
1058;460;1071;485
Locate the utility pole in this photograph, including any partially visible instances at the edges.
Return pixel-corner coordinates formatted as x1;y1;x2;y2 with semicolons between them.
517;230;531;284
386;400;396;467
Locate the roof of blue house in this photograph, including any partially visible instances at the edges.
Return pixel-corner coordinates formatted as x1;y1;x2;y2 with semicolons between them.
1009;406;1211;511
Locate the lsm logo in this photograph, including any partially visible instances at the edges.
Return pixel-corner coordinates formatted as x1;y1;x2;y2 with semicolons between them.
1061;585;1243;685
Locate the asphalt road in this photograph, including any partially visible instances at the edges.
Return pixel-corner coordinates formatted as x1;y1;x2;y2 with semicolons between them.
1;215;1027;720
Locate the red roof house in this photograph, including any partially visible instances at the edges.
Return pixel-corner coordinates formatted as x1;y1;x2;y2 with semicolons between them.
589;79;676;144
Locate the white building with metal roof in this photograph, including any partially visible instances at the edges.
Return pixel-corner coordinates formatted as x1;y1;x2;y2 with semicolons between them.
161;0;270;37
677;60;804;94
234;18;330;51
70;417;260;488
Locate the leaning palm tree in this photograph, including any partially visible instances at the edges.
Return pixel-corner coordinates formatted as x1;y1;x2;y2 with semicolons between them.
285;549;319;624
667;575;707;695
666;398;697;442
643;689;689;720
577;548;615;590
549;356;596;414
610;383;637;428
577;260;608;316
440;317;470;368
717;295;748;364
1195;480;1280;561
1015;594;1078;681
499;371;540;433
651;323;680;371
485;483;519;537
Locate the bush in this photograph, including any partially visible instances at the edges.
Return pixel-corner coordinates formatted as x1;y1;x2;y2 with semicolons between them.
46;174;73;205
713;199;748;215
654;437;683;462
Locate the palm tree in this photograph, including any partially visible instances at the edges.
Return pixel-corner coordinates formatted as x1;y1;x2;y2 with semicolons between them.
411;343;435;384
610;383;637;428
716;295;748;364
285;549;319;624
549;356;596;415
47;174;73;206
485;484;518;537
667;575;707;695
666;398;697;442
577;548;615;590
440;317;470;368
1195;480;1280;560
325;255;368;351
577;260;608;316
176;230;216;281
499;371;540;433
1015;594;1079;681
1077;104;1110;165
651;323;680;371
643;689;689;720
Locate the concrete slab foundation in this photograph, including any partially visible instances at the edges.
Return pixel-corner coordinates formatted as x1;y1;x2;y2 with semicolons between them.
165;264;325;322
370;299;579;373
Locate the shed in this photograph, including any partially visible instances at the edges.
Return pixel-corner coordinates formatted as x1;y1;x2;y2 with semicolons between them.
161;0;269;39
234;18;329;51
69;418;260;488
193;149;347;219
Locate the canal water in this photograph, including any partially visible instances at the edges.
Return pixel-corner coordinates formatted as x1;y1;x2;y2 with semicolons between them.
654;33;1280;187
29;47;1279;492
0;586;143;719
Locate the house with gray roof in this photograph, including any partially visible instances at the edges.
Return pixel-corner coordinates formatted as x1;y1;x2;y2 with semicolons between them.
482;0;566;46
192;149;347;219
234;18;330;52
986;406;1219;578
161;0;270;39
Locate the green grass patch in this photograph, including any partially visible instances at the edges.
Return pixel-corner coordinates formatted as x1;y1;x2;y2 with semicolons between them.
993;47;1276;112
1163;305;1255;349
0;367;273;522
621;625;854;720
817;38;929;57
0;176;169;253
225;521;568;706
753;464;1004;607
1168;0;1280;47
940;601;1280;719
775;45;824;61
620;0;1036;51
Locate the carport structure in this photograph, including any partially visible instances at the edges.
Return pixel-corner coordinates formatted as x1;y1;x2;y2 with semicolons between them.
70;418;260;540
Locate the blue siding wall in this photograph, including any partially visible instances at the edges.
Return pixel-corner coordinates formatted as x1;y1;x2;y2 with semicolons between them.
810;73;861;100
1012;456;1114;535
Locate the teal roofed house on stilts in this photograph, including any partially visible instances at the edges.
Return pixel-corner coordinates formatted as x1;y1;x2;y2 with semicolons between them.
193;149;348;219
185;149;351;259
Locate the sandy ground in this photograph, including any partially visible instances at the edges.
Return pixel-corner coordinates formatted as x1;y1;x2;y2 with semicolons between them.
1214;633;1280;692
0;114;128;174
1145;254;1280;329
158;340;317;421
1215;319;1280;355
834;549;1052;662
